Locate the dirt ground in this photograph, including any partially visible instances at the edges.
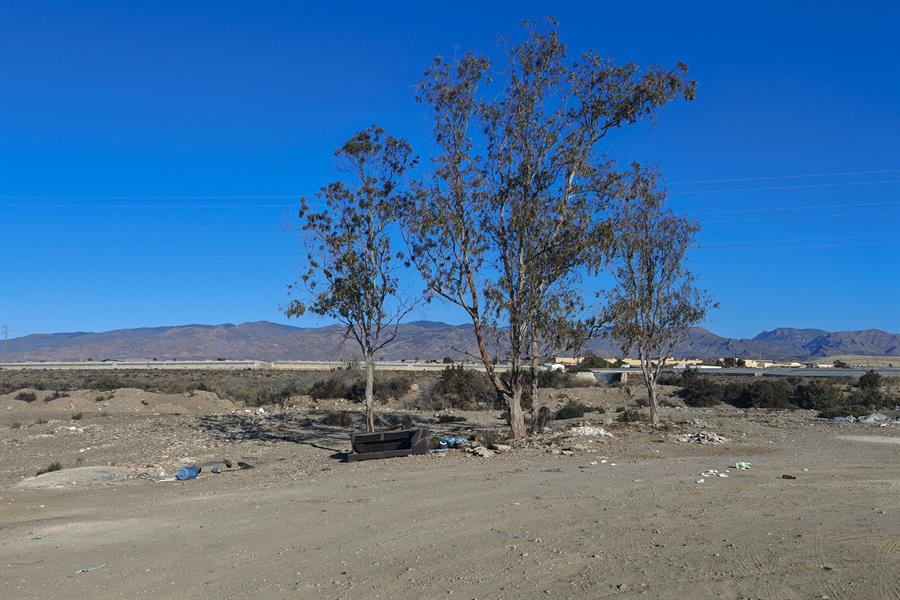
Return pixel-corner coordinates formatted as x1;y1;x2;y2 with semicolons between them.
1;384;898;599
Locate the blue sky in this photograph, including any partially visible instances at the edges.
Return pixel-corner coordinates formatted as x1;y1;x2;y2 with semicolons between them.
1;1;898;339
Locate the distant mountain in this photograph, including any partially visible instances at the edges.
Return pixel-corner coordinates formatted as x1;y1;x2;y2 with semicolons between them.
2;321;898;362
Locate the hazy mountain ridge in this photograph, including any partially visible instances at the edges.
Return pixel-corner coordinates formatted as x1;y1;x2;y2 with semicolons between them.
3;321;898;362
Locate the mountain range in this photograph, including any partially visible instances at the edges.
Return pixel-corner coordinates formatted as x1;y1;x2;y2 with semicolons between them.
2;321;898;362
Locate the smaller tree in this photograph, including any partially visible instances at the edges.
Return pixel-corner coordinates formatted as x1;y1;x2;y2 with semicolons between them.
287;127;416;431
603;165;714;424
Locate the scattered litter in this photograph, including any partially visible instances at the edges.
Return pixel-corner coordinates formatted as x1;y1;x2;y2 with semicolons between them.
675;431;730;444
440;436;470;449
701;469;729;479
782;474;797;480
590;461;598;465
695;478;705;484
237;461;254;470
72;563;106;576
464;445;495;458
858;413;889;424
734;461;752;470
569;426;612;437
833;415;857;423
430;448;449;455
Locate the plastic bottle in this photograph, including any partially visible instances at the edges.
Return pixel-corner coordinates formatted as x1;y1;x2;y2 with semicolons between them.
175;465;201;480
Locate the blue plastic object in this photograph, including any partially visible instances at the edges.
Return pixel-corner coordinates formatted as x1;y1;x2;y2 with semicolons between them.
175;465;201;480
439;436;470;448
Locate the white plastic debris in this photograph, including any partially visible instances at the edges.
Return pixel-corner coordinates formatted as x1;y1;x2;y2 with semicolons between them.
858;412;889;424
734;461;752;470
569;426;612;437
674;431;730;444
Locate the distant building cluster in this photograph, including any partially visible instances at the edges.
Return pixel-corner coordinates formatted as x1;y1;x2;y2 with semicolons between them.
553;355;842;370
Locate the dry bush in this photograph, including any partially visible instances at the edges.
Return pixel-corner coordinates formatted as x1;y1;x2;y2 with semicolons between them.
321;411;355;427
418;366;497;410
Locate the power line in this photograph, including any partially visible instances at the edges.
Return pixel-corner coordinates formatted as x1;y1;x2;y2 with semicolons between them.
690;200;900;216
701;209;899;225
670;179;900;196
0;194;298;200
696;239;900;253
670;168;900;185
702;233;900;247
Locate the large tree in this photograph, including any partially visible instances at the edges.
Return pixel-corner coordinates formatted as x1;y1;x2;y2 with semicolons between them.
603;165;714;425
404;21;696;438
287;127;416;432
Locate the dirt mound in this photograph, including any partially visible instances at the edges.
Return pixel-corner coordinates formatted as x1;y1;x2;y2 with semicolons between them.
15;466;138;489
0;388;236;420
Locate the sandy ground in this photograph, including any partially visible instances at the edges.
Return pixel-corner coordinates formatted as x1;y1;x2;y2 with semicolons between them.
1;389;898;599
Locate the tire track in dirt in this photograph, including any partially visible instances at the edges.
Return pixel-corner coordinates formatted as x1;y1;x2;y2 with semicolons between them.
875;537;900;600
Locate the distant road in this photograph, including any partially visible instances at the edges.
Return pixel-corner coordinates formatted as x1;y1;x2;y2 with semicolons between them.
1;361;897;378
0;360;490;372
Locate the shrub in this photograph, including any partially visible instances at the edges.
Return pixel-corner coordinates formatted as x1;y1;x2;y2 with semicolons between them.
437;414;467;423
656;372;682;386
538;369;594;389
678;377;724;407
554;401;596;420
793;380;842;411
309;376;352;400
36;462;62;476
474;430;503;448
321;411;354;427
70;412;83;420
619;408;648;422
530;406;553;433
422;366;497;410
739;379;793;409
442;356;454;364
580;353;611;369
10;421;20;429
346;375;412;404
858;370;882;391
14;391;37;403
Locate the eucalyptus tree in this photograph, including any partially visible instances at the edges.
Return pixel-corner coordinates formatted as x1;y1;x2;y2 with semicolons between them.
405;20;696;438
603;165;714;425
287;127;416;432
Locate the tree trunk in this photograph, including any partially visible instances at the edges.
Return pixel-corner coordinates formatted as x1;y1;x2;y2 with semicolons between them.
530;335;540;418
365;353;375;432
507;378;527;440
646;378;659;426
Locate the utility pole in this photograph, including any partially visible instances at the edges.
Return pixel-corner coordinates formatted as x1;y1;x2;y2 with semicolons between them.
1;325;8;364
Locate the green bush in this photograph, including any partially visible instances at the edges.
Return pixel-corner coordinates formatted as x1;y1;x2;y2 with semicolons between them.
739;379;793;409
437;414;467;423
554;401;597;420
858;369;882;391
14;391;38;403
677;376;726;407
36;462;62;476
793;380;842;411
579;353;611;369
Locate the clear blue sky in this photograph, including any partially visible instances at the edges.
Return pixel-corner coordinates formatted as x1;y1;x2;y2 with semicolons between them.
1;1;898;339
